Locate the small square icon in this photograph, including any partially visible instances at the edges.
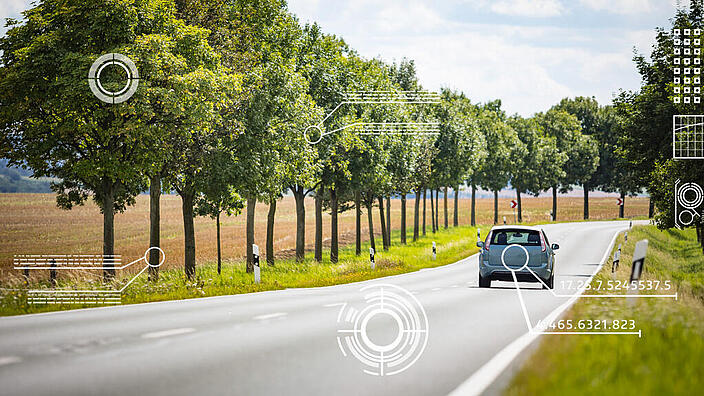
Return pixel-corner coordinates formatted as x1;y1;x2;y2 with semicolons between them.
675;67;681;74
675;77;682;84
685;67;691;74
695;87;701;93
674;97;681;103
696;97;701;103
685;39;691;45
696;58;701;65
685;96;691;103
685;48;691;55
685;87;691;93
696;39;701;45
675;58;681;64
695;29;701;35
695;77;700;84
675;38;681;45
696;48;701;55
685;77;691;84
695;68;701;74
685;29;691;36
674;29;681;35
685;58;691;65
675;87;681;93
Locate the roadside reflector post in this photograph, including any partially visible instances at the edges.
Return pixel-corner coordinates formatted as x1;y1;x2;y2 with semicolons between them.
629;220;632;229
477;229;481;243
370;247;375;269
503;216;507;225
628;239;648;303
625;231;628;242
612;244;621;273
253;244;261;284
432;241;437;260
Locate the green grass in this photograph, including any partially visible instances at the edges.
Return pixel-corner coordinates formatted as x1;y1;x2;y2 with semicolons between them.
0;225;481;316
506;225;704;396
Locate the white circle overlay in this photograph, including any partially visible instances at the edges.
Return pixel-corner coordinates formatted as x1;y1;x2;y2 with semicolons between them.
500;243;530;272
336;283;429;376
88;53;139;104
143;247;165;268
677;182;703;210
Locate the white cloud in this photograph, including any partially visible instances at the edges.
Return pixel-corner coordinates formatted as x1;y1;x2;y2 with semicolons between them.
0;0;29;20
579;0;654;14
488;0;566;17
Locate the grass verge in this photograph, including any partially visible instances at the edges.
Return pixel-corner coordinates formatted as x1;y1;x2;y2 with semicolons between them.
506;225;704;396
0;225;480;316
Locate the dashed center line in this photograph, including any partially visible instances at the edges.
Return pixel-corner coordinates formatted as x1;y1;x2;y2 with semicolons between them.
0;356;21;366
431;287;442;291
141;327;195;339
254;312;288;320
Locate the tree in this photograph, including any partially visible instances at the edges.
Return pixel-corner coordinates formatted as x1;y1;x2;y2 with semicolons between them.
536;108;598;221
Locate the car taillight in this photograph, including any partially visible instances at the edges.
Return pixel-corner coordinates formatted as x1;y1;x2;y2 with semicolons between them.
484;233;491;251
539;232;547;252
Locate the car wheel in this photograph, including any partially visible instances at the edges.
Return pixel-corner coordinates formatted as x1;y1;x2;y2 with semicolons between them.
479;272;491;288
543;273;554;289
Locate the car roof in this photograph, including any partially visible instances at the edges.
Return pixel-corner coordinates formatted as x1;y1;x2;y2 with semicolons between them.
489;225;544;232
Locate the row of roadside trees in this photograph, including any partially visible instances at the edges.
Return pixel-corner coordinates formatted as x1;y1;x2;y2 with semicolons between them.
0;0;646;281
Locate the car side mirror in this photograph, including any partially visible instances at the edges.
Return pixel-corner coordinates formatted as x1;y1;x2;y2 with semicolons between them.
551;243;560;250
476;241;484;248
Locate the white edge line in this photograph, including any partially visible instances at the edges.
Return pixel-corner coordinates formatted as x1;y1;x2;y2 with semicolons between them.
0;356;22;366
447;225;626;396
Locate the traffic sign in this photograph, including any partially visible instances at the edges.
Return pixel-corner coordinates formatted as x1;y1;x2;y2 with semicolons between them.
510;200;517;209
617;198;624;206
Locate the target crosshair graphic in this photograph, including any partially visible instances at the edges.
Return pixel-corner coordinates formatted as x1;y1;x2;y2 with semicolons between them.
335;284;429;376
675;180;704;228
88;53;139;104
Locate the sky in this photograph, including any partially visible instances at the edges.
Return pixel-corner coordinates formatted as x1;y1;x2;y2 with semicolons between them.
0;0;687;116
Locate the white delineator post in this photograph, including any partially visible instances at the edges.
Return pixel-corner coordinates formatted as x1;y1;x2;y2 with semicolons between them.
432;241;436;260
612;244;622;273
370;247;375;269
477;229;481;244
628;239;648;304
253;244;261;284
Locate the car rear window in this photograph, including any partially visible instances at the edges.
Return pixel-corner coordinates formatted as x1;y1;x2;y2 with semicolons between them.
490;229;541;246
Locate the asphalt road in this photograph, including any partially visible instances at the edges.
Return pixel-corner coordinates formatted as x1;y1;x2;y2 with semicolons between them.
0;221;636;396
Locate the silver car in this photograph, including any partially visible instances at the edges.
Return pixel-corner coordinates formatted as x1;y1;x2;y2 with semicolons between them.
476;226;559;289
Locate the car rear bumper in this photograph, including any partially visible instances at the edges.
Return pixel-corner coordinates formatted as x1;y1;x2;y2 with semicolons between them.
480;263;552;282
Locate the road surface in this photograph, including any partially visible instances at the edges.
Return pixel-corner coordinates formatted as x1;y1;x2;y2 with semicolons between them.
0;221;637;395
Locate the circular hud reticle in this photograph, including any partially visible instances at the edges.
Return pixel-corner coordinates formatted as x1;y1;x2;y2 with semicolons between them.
88;53;139;104
336;284;429;376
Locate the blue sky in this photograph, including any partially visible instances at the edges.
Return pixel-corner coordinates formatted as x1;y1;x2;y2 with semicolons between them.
1;0;685;116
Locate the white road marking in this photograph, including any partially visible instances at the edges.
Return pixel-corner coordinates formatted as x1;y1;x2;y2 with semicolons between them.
0;356;21;366
253;312;287;320
450;284;459;288
141;328;195;339
431;287;442;291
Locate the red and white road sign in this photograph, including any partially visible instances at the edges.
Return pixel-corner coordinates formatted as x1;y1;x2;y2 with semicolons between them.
510;200;517;209
617;198;624;206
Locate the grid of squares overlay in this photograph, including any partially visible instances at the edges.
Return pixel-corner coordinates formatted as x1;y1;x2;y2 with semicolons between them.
673;28;703;104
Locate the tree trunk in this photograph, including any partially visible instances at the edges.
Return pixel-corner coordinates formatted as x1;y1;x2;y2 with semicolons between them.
378;196;388;251
315;189;323;262
293;187;306;262
355;191;361;255
386;197;391;243
216;212;222;274
443;187;448;229
583;184;590;220
182;189;196;279
619;191;625;218
422;189;427;236
471;184;476;227
102;180;115;281
648;195;654;218
330;187;339;263
266;199;276;266
367;198;376;252
149;174;160;281
413;189;420;241
516;188;523;223
400;194;407;244
430;189;436;233
245;196;256;273
453;185;459;227
552;185;557;221
435;190;440;230
494;190;499;225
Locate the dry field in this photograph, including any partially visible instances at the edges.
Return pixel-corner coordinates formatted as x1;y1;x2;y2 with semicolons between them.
0;193;650;279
